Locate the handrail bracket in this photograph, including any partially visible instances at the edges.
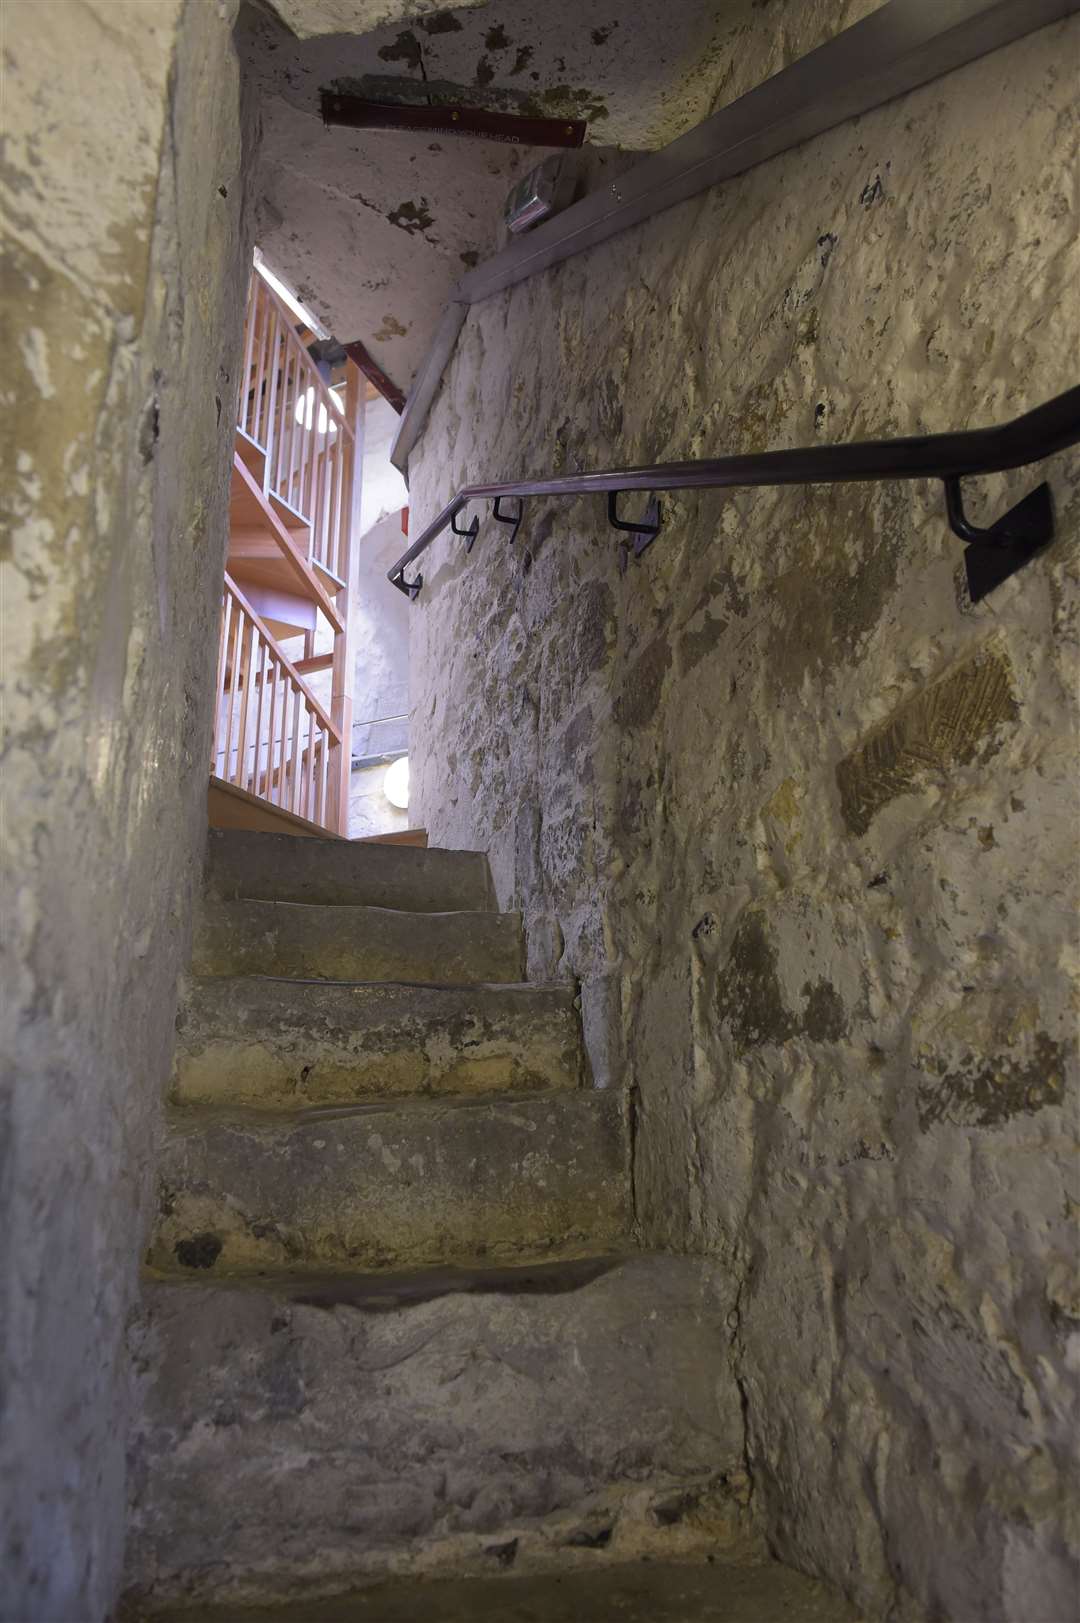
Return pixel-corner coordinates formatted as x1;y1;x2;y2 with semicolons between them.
492;495;525;546
390;567;423;600
944;476;1054;604
451;507;480;553
609;491;662;571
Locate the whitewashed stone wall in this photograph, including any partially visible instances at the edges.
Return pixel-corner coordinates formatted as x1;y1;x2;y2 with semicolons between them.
409;17;1080;1620
2;4;253;1615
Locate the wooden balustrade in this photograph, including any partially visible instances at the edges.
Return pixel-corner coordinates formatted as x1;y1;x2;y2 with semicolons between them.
212;574;342;829
218;264;363;837
237;271;355;582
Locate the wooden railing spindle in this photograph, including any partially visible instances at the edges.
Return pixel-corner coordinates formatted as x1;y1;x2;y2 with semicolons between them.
251;637;268;796
213;592;233;776
222;598;243;783
239;280;259;438
304;706;317;820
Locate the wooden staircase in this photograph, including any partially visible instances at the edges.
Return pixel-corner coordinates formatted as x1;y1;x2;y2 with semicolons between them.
210;268;364;837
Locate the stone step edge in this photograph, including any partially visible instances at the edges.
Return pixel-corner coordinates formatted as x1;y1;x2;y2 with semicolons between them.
180;973;580;998
139;1250;635;1304
200;898;521;925
169;1067;584;1113
207;829;487;862
161;1084;610;1131
143;1236;635;1287
121;1486;762;1618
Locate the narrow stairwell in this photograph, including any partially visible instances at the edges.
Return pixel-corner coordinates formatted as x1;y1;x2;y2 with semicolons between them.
122;831;844;1616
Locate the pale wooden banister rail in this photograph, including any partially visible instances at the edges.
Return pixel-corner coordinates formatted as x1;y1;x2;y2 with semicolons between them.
213;573;343;830
237;272;356;582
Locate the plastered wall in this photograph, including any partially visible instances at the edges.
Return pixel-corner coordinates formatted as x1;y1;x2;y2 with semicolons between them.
1;4;252;1615
408;16;1080;1620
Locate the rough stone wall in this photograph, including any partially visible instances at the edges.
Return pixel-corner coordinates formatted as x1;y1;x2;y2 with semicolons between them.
1;4;253;1616
408;17;1080;1621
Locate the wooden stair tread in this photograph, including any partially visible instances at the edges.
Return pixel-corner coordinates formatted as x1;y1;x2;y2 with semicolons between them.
208;776;346;841
227;456;343;632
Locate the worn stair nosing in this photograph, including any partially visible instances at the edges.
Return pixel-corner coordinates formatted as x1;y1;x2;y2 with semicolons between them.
162;1083;606;1130
181;974;561;996
183;973;579;994
140;1251;633;1302
203;898;512;921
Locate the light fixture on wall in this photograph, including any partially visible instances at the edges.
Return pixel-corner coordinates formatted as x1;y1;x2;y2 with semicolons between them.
383;756;409;810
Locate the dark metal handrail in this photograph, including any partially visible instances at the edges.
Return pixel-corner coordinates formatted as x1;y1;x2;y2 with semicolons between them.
388;387;1080;605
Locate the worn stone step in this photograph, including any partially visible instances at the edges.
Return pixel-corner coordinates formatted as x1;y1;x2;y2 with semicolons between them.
192;900;524;984
148;1090;628;1275
130;1562;855;1623
205;828;496;913
173;977;586;1108
124;1255;752;1609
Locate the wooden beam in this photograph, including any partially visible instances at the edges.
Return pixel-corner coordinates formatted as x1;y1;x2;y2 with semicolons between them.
343;339;406;414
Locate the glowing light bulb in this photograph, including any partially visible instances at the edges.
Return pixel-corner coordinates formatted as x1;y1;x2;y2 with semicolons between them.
383;756;410;810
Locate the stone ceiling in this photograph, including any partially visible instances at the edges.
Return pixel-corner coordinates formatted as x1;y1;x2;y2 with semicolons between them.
244;0;756;391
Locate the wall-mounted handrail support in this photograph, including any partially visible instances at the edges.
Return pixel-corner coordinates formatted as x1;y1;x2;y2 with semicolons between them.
492;495;525;547
943;475;1055;602
387;388;1079;606
608;491;663;572
451;507;480;553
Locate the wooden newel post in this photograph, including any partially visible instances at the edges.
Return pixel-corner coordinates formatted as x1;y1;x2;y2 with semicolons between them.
328;358;364;835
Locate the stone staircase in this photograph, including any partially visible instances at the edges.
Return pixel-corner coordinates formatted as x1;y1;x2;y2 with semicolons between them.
123;830;753;1610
